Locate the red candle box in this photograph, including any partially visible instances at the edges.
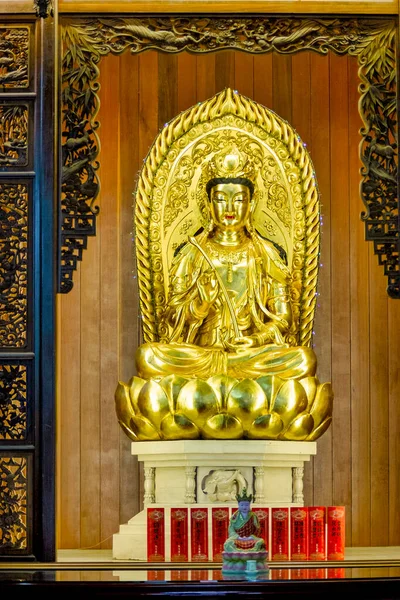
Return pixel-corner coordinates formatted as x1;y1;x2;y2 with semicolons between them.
147;507;165;562
212;507;230;561
170;507;189;562
309;506;326;560
290;507;309;560
271;507;289;560
327;506;345;560
253;507;269;551
190;508;209;562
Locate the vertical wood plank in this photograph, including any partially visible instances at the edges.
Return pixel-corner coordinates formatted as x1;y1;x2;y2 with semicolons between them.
80;231;101;548
196;53;216;102
254;53;273;109
139;51;159;163
215;50;235;91
158;52;178;128
272;53;292;124
349;54;371;547
388;296;400;545
369;242;389;545
329;52;352;542
58;274;81;548
234;51;254;98
119;50;141;524
177;52;198;113
98;53;121;548
308;51;331;507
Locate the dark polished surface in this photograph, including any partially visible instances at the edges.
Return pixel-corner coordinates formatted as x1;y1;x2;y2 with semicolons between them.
1;563;400;598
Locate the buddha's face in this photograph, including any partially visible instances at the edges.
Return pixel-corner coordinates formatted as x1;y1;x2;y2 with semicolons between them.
209;183;252;231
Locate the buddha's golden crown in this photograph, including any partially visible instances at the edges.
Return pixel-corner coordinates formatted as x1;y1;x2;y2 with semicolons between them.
206;144;257;184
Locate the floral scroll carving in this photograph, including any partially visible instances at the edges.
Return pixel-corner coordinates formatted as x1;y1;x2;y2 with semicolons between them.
60;16;398;297
0;456;28;552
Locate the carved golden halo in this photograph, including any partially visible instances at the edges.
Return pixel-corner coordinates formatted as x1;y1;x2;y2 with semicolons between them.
134;88;320;348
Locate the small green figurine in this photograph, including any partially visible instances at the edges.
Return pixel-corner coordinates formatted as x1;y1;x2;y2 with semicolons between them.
222;488;268;574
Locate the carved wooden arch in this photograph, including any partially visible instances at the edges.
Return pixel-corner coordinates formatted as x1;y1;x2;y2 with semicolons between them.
59;16;398;297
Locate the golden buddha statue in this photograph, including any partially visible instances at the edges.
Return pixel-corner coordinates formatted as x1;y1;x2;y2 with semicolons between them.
115;88;333;442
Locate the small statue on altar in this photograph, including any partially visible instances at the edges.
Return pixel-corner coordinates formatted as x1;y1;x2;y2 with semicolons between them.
222;488;268;574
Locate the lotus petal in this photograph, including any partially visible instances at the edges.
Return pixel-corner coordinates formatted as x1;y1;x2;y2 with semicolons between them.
137;380;170;429
117;420;138;442
206;375;238;411
202;413;243;439
159;374;189;412
248;413;283;439
298;376;319;411
271;379;308;426
255;376;284;412
307;417;332;441
280;414;314;440
115;381;135;426
176;379;218;427
160;413;200;439
129;416;161;440
227;379;266;432
128;376;146;413
310;382;333;428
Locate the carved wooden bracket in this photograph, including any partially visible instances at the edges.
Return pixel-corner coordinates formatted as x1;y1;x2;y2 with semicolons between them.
34;0;54;18
59;16;399;297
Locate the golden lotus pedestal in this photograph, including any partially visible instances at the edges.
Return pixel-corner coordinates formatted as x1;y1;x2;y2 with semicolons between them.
112;439;316;561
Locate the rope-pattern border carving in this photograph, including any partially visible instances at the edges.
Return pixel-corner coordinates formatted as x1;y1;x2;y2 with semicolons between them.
135;88;319;346
60;16;398;297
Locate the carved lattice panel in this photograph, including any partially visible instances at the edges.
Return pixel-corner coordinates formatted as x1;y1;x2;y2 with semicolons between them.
0;363;28;441
0;181;30;350
0;455;29;553
0;26;31;89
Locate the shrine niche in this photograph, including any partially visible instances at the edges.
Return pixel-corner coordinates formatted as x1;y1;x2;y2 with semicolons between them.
60;16;398;296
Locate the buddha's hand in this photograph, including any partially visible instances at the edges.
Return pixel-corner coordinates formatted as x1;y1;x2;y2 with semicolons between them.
224;336;257;351
196;270;219;305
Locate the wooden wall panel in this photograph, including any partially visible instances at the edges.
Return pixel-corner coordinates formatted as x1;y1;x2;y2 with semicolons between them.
57;49;400;550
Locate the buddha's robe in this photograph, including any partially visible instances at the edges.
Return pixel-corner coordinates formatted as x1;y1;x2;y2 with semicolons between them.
136;229;316;380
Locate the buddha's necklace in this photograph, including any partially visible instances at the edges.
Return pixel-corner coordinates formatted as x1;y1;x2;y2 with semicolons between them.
206;241;248;283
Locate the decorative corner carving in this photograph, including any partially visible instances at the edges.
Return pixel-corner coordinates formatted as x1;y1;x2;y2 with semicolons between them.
34;0;54;18
59;17;398;296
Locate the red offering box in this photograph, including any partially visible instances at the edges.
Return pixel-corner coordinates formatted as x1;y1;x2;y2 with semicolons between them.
253;507;269;551
212;507;230;561
327;506;345;560
271;507;289;560
147;508;165;561
290;507;309;560
309;506;326;560
170;508;189;562
190;508;209;562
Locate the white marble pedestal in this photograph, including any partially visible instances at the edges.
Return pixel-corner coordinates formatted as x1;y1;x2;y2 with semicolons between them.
112;439;316;560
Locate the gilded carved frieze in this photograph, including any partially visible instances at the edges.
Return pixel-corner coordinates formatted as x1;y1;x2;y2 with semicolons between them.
0;456;27;552
0;364;27;441
0;182;29;349
60;16;398;296
0;27;30;88
0;104;29;167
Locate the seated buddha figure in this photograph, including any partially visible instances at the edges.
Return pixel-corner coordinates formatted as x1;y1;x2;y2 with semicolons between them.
115;88;333;442
136;147;316;382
